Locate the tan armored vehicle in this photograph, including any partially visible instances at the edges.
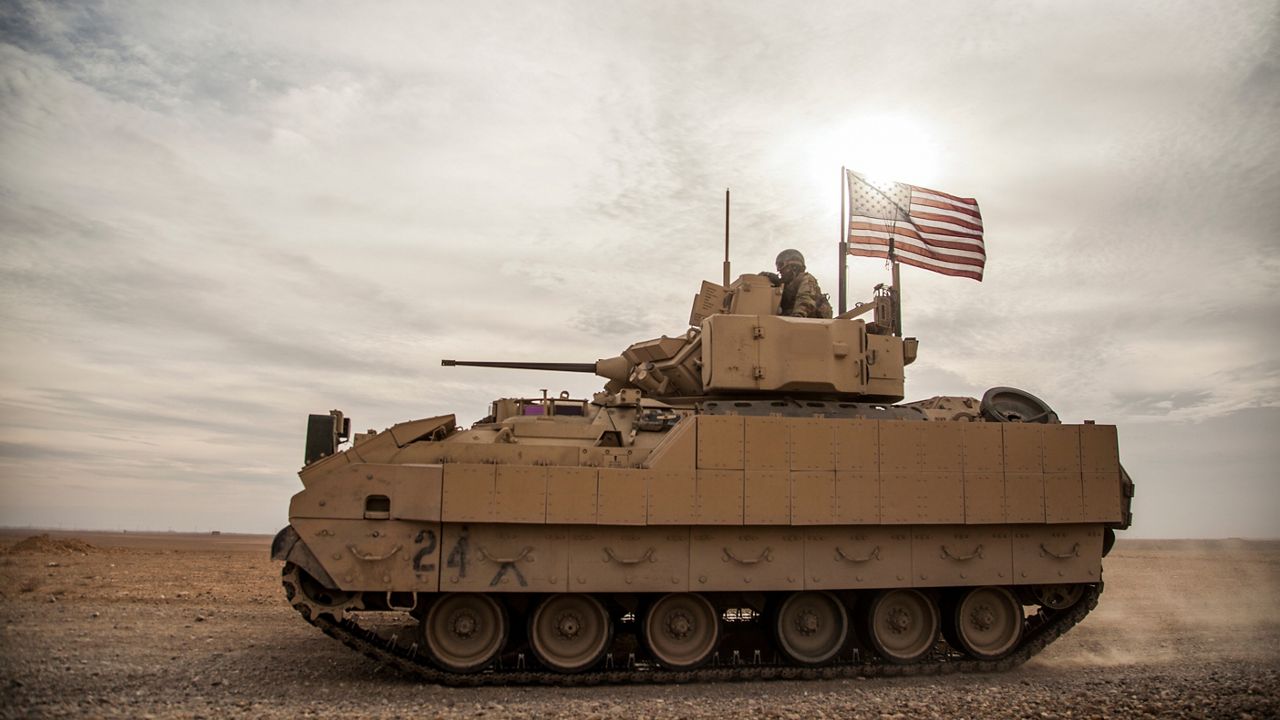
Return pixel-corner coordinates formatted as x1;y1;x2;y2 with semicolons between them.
273;273;1133;684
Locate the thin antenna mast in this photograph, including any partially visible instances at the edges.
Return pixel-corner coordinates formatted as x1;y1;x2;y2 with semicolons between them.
838;166;847;314
722;188;731;288
888;221;903;337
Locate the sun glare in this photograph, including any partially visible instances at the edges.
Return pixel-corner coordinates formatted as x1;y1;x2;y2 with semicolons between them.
799;114;942;193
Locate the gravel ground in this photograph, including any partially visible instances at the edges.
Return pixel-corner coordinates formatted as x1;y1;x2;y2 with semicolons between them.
1;532;1277;719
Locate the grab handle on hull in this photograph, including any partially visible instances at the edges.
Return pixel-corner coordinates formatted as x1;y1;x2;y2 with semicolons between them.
347;544;403;562
835;545;881;563
1039;542;1080;560
603;546;656;565
722;546;772;565
940;544;984;562
478;546;534;564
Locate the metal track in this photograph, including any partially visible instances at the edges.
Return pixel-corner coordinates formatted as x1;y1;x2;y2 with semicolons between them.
281;564;1102;686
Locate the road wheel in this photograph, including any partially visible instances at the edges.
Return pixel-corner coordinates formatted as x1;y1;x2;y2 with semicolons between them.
774;591;848;665
420;593;506;673
642;593;719;669
865;589;939;664
951;586;1023;660
1032;583;1085;611
529;594;611;673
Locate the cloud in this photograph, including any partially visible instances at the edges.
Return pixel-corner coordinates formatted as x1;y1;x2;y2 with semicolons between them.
0;0;1276;536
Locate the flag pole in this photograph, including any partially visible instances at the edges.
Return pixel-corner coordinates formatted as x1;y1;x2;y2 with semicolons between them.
838;166;847;314
892;257;902;337
888;218;902;337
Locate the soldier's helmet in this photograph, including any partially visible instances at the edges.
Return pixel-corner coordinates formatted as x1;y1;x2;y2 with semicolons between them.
775;248;805;271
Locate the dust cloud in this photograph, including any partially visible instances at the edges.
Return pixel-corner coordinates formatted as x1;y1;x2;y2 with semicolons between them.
1035;539;1280;667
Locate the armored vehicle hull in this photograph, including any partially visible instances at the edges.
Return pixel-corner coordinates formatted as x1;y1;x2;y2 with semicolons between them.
273;274;1133;683
274;399;1132;682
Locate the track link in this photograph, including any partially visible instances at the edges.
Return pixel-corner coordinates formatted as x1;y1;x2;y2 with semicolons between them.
281;564;1101;686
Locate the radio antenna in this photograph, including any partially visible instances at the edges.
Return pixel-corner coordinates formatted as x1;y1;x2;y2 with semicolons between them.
722;188;731;288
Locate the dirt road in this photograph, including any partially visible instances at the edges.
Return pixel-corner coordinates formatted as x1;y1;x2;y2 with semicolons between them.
1;531;1276;718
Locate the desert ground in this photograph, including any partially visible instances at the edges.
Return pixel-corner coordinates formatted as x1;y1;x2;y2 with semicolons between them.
0;530;1276;719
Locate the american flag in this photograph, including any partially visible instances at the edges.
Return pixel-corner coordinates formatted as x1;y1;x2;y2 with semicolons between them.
845;170;986;281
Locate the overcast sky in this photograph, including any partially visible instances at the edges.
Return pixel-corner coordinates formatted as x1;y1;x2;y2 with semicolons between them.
1;1;1276;538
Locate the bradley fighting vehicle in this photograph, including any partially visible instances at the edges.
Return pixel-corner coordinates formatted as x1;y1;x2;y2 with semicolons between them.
272;272;1134;684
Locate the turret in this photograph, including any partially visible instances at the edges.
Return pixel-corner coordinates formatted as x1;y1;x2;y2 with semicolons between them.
443;274;918;403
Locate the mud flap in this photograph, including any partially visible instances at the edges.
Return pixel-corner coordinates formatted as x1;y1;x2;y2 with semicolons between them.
271;526;299;561
271;525;339;589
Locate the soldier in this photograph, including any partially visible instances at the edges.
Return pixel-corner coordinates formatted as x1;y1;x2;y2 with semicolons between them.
766;249;833;318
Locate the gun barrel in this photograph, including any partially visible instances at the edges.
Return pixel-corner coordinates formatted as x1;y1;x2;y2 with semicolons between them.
441;360;598;373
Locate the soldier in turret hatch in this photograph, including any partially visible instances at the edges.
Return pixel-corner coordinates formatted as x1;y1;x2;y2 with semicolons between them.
762;248;833;318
